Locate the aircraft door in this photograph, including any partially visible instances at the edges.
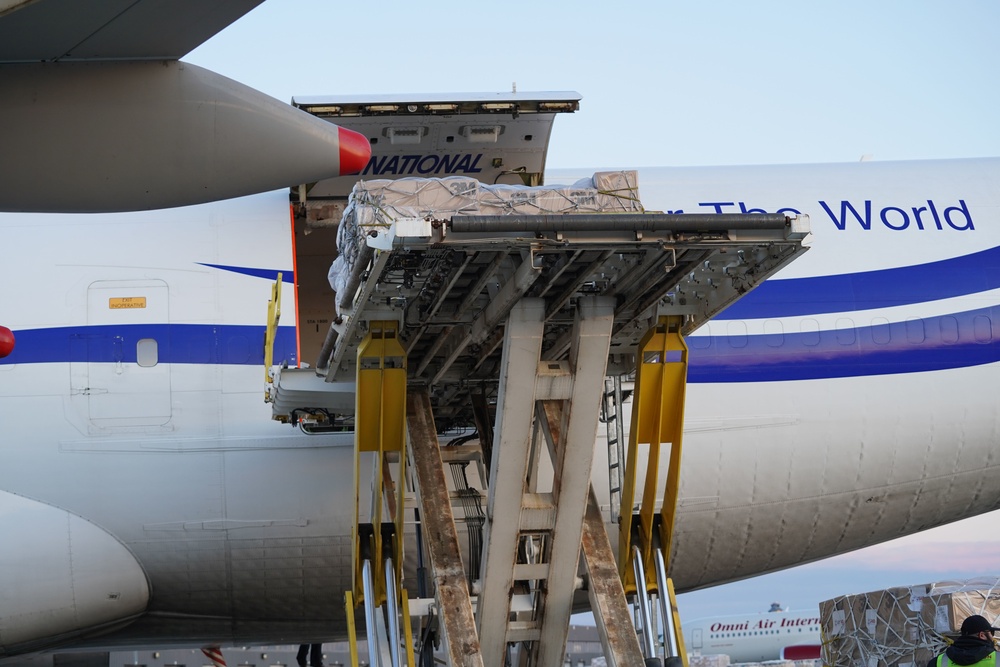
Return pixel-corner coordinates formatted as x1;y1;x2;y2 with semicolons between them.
692;627;703;650
71;280;171;430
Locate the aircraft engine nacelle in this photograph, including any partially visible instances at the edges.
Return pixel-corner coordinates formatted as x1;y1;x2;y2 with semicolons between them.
0;61;371;213
0;491;150;657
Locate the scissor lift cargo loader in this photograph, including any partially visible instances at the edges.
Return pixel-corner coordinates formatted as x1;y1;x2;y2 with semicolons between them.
267;199;809;667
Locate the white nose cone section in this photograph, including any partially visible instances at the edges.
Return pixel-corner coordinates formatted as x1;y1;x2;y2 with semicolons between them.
0;491;149;655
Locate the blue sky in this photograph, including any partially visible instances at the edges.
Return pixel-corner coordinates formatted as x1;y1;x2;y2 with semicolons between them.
188;1;1000;169
188;1;1000;621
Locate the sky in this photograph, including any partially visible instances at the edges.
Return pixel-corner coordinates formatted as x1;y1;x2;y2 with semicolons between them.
187;1;1000;170
187;1;1000;621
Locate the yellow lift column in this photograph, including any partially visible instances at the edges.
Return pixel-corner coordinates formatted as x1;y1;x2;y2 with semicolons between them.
347;320;413;665
263;272;282;401
618;315;690;667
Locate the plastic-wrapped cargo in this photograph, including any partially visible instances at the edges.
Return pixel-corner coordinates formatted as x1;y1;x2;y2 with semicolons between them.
820;577;1000;667
686;656;817;667
688;654;731;667
328;171;641;314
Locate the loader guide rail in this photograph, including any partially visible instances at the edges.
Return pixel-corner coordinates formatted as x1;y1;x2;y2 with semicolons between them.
448;211;795;233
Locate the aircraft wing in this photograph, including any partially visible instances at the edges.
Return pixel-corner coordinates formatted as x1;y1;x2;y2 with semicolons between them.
0;0;263;63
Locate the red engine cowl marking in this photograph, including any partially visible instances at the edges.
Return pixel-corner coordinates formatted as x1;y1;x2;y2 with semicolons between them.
0;326;13;358
782;645;821;660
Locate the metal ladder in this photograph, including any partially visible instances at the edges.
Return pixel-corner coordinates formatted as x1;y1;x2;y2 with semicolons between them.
602;375;626;525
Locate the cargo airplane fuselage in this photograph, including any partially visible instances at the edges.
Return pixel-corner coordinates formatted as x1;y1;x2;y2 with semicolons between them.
1;157;998;656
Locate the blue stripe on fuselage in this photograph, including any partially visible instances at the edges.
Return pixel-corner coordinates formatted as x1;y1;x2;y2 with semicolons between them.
718;244;1000;319
3;306;997;382
196;264;295;283
0;324;297;367
689;304;999;381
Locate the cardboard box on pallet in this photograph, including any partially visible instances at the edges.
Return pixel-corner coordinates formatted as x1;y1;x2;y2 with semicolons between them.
328;171;643;314
921;578;1000;633
820;578;1000;667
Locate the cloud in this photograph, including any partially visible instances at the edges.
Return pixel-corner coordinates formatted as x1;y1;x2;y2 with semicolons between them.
825;540;1000;573
802;509;1000;574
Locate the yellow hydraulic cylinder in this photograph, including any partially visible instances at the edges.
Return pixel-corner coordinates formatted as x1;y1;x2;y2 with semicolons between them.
352;321;407;606
665;577;689;667
263;272;283;399
618;315;688;593
401;589;416;667
344;591;360;667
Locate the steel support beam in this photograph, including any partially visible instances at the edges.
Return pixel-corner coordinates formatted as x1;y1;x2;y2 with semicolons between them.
476;299;546;665
476;297;620;666
582;488;647;667
532;296;615;667
540;394;646;667
407;388;484;667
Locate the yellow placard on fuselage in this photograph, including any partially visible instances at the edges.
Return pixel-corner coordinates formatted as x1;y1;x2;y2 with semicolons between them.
109;297;146;309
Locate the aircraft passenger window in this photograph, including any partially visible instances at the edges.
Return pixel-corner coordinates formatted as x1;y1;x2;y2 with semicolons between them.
727;321;748;348
136;338;158;367
800;318;820;346
836;318;856;345
975;315;993;343
871;317;891;344
763;319;783;347
906;317;925;344
687;322;712;349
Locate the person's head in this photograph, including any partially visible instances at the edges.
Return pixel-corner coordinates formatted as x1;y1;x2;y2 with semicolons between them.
960;615;1000;640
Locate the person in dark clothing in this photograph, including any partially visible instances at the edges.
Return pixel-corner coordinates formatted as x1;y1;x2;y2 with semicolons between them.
296;643;322;667
929;615;1000;667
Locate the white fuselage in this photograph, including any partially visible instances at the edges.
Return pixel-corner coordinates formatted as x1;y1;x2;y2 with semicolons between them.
685;609;822;662
1;158;998;653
